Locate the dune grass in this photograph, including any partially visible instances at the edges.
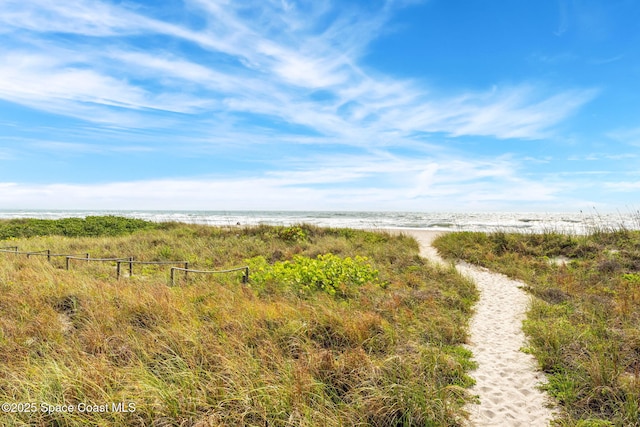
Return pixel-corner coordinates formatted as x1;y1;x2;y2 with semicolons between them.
434;229;640;427
0;219;477;426
0;216;156;240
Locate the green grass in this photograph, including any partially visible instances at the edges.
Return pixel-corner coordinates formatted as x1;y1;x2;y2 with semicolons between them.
0;220;477;426
434;229;640;427
0;216;156;240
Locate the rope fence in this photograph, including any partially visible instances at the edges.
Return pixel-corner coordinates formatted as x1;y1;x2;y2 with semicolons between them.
0;248;90;263
170;266;249;286
0;246;249;285
65;255;130;271
116;260;190;280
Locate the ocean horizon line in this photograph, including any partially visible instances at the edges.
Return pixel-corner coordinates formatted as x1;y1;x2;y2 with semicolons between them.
1;209;638;234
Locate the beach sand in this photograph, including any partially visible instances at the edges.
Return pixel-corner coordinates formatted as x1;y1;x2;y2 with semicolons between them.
392;230;557;427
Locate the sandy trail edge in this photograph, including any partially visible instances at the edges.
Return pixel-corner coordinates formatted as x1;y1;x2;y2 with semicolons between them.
388;230;557;427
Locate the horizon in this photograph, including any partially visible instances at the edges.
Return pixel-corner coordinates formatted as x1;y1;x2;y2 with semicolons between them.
3;209;640;235
1;207;639;214
1;1;639;211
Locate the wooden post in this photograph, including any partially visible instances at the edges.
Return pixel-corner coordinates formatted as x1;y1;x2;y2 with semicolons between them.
47;249;51;262
116;261;121;280
184;262;189;282
66;256;70;270
243;267;249;283
170;267;175;286
129;257;133;277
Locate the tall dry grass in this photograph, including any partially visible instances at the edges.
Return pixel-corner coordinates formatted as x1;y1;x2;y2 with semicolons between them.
434;227;640;426
0;220;477;426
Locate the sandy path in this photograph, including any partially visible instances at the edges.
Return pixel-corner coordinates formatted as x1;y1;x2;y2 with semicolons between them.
396;230;556;427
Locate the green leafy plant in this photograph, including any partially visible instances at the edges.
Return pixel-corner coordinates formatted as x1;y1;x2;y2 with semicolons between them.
622;273;640;285
276;225;309;242
248;253;380;297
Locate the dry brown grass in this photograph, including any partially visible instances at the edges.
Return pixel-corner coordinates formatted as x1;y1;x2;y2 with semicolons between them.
0;221;477;426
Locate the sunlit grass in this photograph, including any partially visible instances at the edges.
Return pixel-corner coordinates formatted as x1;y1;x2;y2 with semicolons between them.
434;227;640;426
0;219;477;426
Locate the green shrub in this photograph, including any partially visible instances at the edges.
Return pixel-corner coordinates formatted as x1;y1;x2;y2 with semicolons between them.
0;216;155;239
247;253;380;297
276;225;309;242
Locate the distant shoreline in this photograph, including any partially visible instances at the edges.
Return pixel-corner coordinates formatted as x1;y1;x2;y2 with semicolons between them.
1;210;638;234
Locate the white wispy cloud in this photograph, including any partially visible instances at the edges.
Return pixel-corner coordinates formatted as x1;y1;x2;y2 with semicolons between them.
608;127;640;147
0;151;570;210
555;0;570;36
0;149;12;160
0;0;141;36
0;0;613;211
0;0;596;143
27;140;153;154
0;48;217;126
568;152;639;161
604;181;640;192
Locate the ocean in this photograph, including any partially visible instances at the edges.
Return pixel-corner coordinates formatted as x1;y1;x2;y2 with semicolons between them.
1;210;639;234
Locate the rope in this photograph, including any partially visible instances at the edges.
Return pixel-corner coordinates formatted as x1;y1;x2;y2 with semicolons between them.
0;245;247;284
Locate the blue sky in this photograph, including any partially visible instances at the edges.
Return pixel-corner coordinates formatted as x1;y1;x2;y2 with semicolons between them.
0;0;638;212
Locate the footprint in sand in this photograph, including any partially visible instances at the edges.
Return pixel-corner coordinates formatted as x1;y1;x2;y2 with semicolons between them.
401;230;557;427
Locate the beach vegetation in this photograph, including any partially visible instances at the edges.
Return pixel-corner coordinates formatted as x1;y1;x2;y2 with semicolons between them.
0;219;477;426
434;229;640;426
0;216;156;239
247;253;382;297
